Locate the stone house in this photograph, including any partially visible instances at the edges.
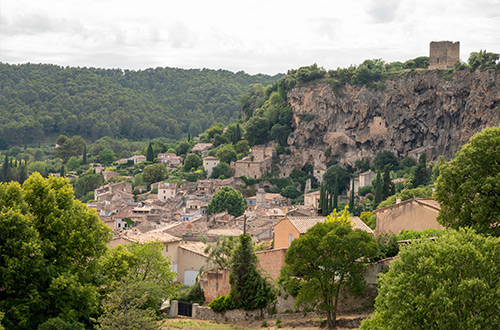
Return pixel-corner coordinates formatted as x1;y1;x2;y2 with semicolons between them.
158;153;182;167
191;143;213;157
102;170;120;182
196;180;214;196
407;146;433;162
108;231;209;286
273;216;373;249
130;155;147;164
373;198;444;234
353;170;375;193
232;145;276;179
94;181;134;202
313;164;327;183
304;190;321;209
203;156;220;178
157;182;179;201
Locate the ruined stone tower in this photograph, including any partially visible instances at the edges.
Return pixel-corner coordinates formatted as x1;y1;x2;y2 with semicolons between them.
429;41;460;69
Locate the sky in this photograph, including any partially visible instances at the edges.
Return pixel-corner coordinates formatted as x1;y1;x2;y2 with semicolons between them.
1;0;499;75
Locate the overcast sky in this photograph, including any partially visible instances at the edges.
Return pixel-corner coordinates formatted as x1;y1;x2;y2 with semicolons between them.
1;0;499;75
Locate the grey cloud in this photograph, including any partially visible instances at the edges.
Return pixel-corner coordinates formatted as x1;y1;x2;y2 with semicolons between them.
1;11;84;36
367;0;402;23
167;21;193;48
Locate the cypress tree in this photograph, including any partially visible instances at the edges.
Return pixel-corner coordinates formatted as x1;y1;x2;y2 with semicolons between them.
374;171;383;208
382;165;392;200
333;175;339;210
2;155;10;182
229;234;276;310
188;132;191;142
413;152;429;187
60;165;65;178
82;145;87;165
233;123;242;144
320;182;326;214
146;142;154;162
349;178;355;211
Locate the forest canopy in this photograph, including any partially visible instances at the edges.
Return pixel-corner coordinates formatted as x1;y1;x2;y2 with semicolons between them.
0;63;281;147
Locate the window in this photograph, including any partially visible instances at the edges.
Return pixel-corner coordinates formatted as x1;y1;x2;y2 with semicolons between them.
165;245;168;252
288;234;293;247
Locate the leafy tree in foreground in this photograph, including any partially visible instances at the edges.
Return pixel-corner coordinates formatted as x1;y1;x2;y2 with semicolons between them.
207;186;247;217
0;173;111;329
280;208;377;329
360;229;500;329
435;126;500;236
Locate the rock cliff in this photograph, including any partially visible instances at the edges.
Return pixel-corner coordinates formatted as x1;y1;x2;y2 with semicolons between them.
284;69;500;169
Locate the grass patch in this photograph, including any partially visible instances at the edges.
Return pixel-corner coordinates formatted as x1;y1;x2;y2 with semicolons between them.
160;319;258;330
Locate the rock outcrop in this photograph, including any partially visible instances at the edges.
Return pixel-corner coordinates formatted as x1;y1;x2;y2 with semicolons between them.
284;69;500;169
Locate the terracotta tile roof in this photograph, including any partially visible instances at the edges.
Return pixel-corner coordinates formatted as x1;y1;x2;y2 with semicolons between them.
179;242;208;257
373;198;441;214
287;216;373;234
124;231;181;244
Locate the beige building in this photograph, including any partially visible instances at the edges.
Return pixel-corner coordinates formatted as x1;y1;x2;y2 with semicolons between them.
203;156;220;178
273;215;373;249
157;182;178;201
94;181;134;202
233;145;276;179
304;190;321;209
108;231;209;286
353;170;375;193
374;198;444;234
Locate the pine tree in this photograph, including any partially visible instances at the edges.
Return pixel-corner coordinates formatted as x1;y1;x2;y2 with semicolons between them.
146;142;154;162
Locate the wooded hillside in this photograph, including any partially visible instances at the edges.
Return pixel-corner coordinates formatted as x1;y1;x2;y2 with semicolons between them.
0;63;281;147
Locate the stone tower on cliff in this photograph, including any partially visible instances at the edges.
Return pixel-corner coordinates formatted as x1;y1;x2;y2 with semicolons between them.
429;41;460;69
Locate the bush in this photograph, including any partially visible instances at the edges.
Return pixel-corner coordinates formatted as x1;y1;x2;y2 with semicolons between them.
176;281;205;305
357;185;372;196
209;295;237;312
373;231;399;260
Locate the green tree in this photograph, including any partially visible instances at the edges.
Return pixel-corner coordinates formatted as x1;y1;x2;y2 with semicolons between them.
435;126;500;236
281;185;301;199
468;50;499;71
82;144;87;165
361;229;500;329
228;234;276;310
216;144;237;164
142;164;167;186
280;208;377;329
97;278;159;330
0;173;111;329
146;142;154;162
323;166;350;195
381;165;393;200
99;148;117;165
413;152;430;187
373;171;383;208
373;151;398;170
234;140;249;154
183;153;202;172
210;162;232;179
66;156;82;171
207;186;247;217
244;116;270;146
73;173;104;200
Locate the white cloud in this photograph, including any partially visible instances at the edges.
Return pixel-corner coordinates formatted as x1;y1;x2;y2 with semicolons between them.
0;0;498;74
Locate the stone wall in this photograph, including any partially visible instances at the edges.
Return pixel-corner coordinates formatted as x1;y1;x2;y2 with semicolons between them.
193;304;270;322
256;248;287;280
199;268;231;302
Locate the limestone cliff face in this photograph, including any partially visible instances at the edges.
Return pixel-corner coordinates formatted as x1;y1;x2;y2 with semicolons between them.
285;70;500;169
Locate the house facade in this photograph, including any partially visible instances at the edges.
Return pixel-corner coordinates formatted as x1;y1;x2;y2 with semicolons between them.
374;198;444;234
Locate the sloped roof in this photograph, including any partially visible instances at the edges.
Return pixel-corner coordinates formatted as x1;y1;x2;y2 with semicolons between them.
124;231;181;244
179;242;208;257
373;198;440;214
286;216;373;234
